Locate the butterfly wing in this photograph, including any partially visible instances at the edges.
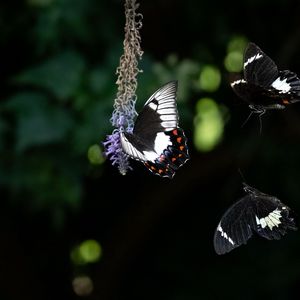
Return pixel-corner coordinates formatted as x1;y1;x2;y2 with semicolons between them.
232;42;300;109
230;78;266;104
143;128;189;177
120;81;189;178
243;42;279;88
244;43;300;100
214;189;297;255
229;43;277;104
270;70;300;101
134;80;179;137
214;194;254;255
251;195;297;240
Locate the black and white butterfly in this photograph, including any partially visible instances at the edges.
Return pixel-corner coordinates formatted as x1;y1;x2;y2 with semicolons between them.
214;183;297;255
231;42;300;117
120;81;189;178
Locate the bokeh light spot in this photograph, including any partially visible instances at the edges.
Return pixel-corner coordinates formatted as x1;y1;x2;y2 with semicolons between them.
224;51;244;72
88;144;105;165
227;36;248;53
71;246;86;265
194;98;224;152
199;65;221;92
225;36;248;72
79;239;102;263
72;275;94;296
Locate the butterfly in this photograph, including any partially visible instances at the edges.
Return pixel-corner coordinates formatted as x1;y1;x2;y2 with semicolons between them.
120;81;189;178
231;42;300;117
213;183;297;255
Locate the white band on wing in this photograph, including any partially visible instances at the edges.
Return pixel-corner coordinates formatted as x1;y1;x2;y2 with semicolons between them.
244;53;263;68
271;77;291;93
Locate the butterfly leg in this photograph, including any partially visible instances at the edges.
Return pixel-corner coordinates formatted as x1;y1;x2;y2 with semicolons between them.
258;109;266;134
248;105;266;133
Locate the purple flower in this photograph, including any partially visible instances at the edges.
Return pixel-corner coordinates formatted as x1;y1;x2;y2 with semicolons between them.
103;97;136;175
103;129;131;175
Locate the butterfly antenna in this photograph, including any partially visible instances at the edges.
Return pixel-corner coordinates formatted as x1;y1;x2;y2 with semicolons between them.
241;111;254;128
238;168;247;183
237;169;253;194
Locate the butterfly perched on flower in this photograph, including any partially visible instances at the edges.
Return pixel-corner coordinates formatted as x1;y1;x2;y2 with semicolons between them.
120;81;189;178
213;183;297;255
231;42;300;117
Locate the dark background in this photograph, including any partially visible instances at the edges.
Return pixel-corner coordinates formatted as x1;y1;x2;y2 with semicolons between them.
1;0;300;299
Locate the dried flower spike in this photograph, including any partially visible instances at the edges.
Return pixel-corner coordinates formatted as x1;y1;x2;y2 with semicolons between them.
103;0;143;175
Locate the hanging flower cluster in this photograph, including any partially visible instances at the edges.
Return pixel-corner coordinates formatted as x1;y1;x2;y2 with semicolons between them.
103;0;143;175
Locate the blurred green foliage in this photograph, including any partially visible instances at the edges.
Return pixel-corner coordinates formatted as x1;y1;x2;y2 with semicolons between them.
71;239;102;265
0;0;125;225
199;65;221;92
224;36;248;72
194;97;225;151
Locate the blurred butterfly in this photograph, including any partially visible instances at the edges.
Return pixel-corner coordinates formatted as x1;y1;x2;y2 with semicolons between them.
214;183;297;255
120;81;189;178
231;42;300;118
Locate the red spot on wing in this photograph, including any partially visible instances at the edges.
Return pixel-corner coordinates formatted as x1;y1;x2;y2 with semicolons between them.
282;99;290;105
142;127;189;178
172;129;178;136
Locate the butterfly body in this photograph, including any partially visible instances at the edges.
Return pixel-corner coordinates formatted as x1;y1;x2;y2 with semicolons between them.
231;42;300;114
214;183;297;255
120;81;189;178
